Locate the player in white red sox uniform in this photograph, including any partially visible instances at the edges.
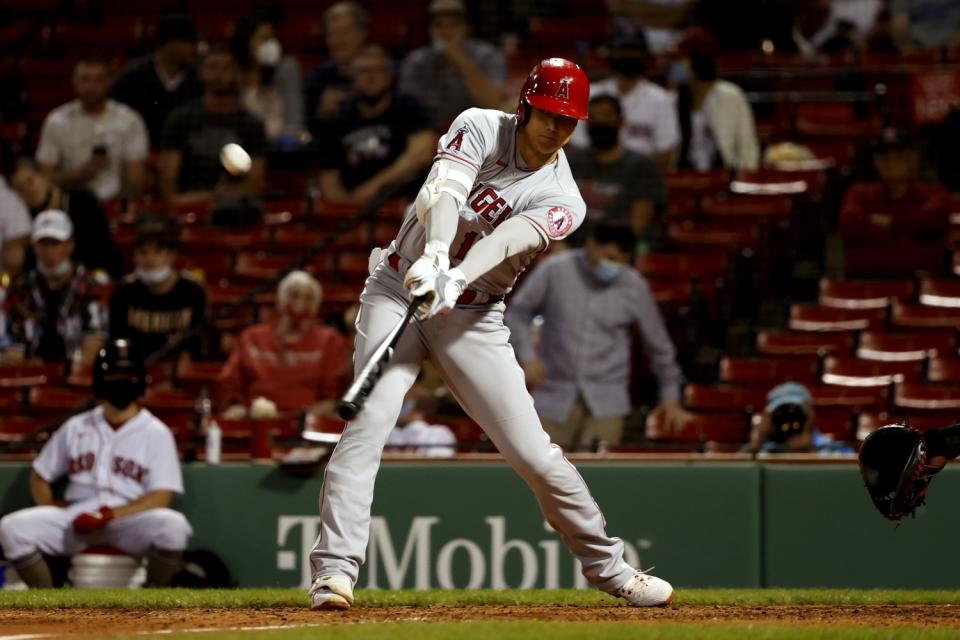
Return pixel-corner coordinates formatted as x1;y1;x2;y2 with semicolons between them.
309;58;673;609
0;339;191;588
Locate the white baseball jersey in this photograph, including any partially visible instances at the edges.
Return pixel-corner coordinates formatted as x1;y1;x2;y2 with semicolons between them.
33;406;184;506
391;108;587;297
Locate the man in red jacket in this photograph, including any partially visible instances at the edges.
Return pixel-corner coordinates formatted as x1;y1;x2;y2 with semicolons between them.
219;270;346;416
839;127;950;244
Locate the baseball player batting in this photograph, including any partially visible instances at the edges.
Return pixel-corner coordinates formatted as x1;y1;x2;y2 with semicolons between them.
308;58;673;610
0;340;192;588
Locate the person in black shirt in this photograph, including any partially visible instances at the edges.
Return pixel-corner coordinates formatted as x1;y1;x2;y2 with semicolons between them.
158;46;267;206
110;13;202;145
108;215;207;360
565;95;667;252
5;210;105;362
10;157;123;278
318;45;435;203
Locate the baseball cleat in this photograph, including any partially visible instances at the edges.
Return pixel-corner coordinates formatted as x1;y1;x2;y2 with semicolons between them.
615;570;674;607
309;575;354;611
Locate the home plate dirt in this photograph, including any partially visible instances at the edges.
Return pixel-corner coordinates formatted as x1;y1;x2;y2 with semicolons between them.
0;605;957;636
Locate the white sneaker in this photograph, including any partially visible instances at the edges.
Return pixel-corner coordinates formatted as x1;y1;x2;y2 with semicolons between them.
309;575;354;611
615;570;674;607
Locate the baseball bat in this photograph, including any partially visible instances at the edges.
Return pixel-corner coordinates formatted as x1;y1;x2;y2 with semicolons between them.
336;297;423;421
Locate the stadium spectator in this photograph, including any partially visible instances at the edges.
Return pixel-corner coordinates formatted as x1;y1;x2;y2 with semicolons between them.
219;271;346;417
111;13;202;145
230;12;306;142
385;394;457;457
740;382;854;454
158;46;267;206
35;57;148;202
674;27;759;171
605;0;697;53
890;0;960;51
398;0;508;129
569;33;679;171
108;215;207;361
4;210;105;363
10;158;123;278
505;221;688;452
305;1;370;132
318;45;436;203
0;340;191;589
839;127;950;243
0;174;31;277
566;95;667;251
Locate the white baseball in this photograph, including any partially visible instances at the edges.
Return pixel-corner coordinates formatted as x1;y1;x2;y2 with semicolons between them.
220;143;252;176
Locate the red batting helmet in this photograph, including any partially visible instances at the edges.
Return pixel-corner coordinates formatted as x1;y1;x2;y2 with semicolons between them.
517;58;589;125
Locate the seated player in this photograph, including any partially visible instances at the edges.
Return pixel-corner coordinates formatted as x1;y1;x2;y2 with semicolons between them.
0;340;192;588
219;270;346;417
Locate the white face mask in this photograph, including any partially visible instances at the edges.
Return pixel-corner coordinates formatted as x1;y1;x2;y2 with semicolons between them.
255;38;282;67
136;265;172;286
37;259;72;279
593;258;623;284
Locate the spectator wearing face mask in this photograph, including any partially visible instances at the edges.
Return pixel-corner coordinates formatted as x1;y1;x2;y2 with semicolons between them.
305;2;370;132
569;33;679;171
566;95;667;251
504;220;688;452
219;270;346;418
108;215;207;361
230;12;306;143
5;210;105;363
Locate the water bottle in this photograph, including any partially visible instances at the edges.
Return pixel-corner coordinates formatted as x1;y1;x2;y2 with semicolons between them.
206;419;222;464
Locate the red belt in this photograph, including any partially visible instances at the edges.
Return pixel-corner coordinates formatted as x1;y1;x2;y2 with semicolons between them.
386;252;504;306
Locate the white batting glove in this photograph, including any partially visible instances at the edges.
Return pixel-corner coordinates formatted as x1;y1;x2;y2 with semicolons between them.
410;268;466;320
404;241;450;316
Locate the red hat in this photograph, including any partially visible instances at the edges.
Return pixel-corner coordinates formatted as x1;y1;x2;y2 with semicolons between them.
677;27;717;57
517;58;590;124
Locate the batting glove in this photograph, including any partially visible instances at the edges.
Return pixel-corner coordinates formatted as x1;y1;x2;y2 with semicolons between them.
404;241;450;316
411;268;466;320
73;506;115;534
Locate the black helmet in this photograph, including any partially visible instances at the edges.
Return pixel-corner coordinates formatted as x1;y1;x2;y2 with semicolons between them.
93;339;146;409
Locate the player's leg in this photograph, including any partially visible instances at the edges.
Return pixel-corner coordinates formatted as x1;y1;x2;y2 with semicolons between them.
309;282;427;597
0;505;84;587
425;308;638;594
102;508;192;586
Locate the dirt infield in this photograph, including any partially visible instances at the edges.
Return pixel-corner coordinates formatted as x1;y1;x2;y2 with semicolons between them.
0;604;956;636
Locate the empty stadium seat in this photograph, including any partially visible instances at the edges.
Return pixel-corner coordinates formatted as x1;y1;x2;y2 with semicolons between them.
811;406;856;442
857;411;957;440
789;304;886;331
919;278;960;308
27;386;92;419
891;302;960;329
845;243;947;278
821;356;923;387
667;220;759;249
755;330;854;356
0;363;64;387
700;194;793;219
809;384;888;409
856;330;956;361
893;383;960;411
646;411;747;444
634;252;728;282
928;357;960;383
719;356;820;386
682;384;768;412
818;278;914;309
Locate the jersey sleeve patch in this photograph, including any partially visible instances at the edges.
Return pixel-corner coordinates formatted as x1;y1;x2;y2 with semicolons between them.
546;206;575;239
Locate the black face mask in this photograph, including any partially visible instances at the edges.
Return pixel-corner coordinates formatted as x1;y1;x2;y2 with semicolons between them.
770;404;809;443
588;124;619;151
95;376;143;410
358;90;389;107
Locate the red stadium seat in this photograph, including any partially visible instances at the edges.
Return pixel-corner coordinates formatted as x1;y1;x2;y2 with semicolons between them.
663;170;729;196
809;384;888;409
891;302;960;329
822;356;923;387
919;278;960;308
634;252;728;282
755;330;854;356
719;356;820;386
789;304;886;331
929;357;960;383
811;406;856;442
856;330;956;361
844;243;947;278
667;220;759;249
893;383;960;411
818;278;914;310
0;417;47;443
857;411;957;440
0;363;64;387
682;384;768;413
27;386;92;419
647;411;747;444
174;361;224;396
700;194;793;219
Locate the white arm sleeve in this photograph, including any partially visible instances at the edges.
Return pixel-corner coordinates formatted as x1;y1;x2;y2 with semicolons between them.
457;217;544;285
417;157;477;251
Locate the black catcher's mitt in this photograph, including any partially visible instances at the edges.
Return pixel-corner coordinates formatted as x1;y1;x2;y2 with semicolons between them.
858;424;943;521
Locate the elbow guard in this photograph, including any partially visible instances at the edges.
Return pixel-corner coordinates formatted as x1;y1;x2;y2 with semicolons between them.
414;161;474;226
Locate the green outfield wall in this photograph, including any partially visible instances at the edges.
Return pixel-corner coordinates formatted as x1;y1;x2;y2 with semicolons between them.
0;462;957;589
